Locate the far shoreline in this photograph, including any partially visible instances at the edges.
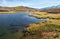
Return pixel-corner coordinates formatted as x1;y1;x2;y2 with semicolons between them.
0;11;32;14
0;12;16;14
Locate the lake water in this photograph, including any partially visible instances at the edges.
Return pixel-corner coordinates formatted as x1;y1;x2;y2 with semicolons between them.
0;12;46;36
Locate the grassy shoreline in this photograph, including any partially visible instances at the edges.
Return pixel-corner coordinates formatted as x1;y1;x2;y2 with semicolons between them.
23;19;60;39
29;12;60;19
23;12;60;39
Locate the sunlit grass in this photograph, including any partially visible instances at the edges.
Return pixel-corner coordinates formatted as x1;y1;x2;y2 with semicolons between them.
25;12;60;39
29;12;60;19
24;19;60;39
26;20;60;31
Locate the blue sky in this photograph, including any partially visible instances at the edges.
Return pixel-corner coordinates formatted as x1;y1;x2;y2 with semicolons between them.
0;0;60;8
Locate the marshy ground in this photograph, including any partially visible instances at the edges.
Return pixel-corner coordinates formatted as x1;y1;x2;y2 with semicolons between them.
23;12;60;39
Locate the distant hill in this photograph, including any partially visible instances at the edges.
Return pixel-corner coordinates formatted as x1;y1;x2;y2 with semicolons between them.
0;6;40;12
40;5;60;13
1;5;60;13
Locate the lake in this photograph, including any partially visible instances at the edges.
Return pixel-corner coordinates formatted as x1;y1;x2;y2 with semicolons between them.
0;12;46;38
